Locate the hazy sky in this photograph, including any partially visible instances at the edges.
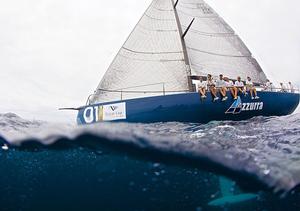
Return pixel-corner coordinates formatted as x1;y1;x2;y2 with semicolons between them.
0;0;299;122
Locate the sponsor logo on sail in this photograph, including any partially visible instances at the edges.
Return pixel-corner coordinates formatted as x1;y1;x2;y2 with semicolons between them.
225;97;263;114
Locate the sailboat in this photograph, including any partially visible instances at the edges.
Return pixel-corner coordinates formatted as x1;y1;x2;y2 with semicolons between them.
73;0;299;125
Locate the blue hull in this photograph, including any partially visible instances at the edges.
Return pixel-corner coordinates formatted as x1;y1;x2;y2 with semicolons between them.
77;91;299;125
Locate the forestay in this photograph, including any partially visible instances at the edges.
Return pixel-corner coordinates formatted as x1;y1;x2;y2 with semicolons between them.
90;0;190;104
177;0;267;83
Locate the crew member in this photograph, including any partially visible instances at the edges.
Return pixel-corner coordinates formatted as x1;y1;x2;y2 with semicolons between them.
224;77;238;100
270;82;276;92
215;74;228;101
280;82;288;92
288;82;295;93
198;76;207;99
234;76;246;95
207;74;219;101
263;79;272;91
246;77;259;99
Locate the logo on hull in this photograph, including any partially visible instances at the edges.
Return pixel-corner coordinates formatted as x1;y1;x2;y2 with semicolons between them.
225;97;264;114
83;102;126;124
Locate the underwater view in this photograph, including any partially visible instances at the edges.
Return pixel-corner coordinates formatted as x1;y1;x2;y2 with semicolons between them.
1;0;300;210
1;112;300;211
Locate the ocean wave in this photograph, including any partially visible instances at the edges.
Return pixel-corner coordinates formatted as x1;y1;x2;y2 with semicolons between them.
1;112;300;194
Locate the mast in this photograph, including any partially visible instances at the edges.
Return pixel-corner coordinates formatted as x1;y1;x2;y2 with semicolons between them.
171;0;194;92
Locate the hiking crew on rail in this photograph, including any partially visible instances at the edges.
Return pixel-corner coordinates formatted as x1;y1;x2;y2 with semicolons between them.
196;74;295;101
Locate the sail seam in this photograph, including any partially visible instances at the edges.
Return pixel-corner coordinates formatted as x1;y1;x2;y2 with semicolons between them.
122;47;183;55
138;24;178;32
152;5;173;11
188;47;251;58
181;26;235;37
117;53;185;62
144;13;174;21
177;9;218;19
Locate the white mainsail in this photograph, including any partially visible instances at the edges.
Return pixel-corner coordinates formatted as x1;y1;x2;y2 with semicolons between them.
91;0;267;104
177;0;267;82
91;0;191;104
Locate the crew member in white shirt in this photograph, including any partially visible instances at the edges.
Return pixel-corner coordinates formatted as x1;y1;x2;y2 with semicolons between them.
207;74;219;101
263;79;272;91
280;82;288;92
224;77;238;100
215;74;228;101
288;82;295;93
234;76;246;95
246;77;259;99
270;82;276;92
198;76;207;99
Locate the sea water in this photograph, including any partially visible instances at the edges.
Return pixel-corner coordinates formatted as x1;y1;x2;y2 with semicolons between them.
0;113;300;211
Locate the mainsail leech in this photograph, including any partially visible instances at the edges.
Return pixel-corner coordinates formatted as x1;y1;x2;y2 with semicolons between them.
91;0;267;104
